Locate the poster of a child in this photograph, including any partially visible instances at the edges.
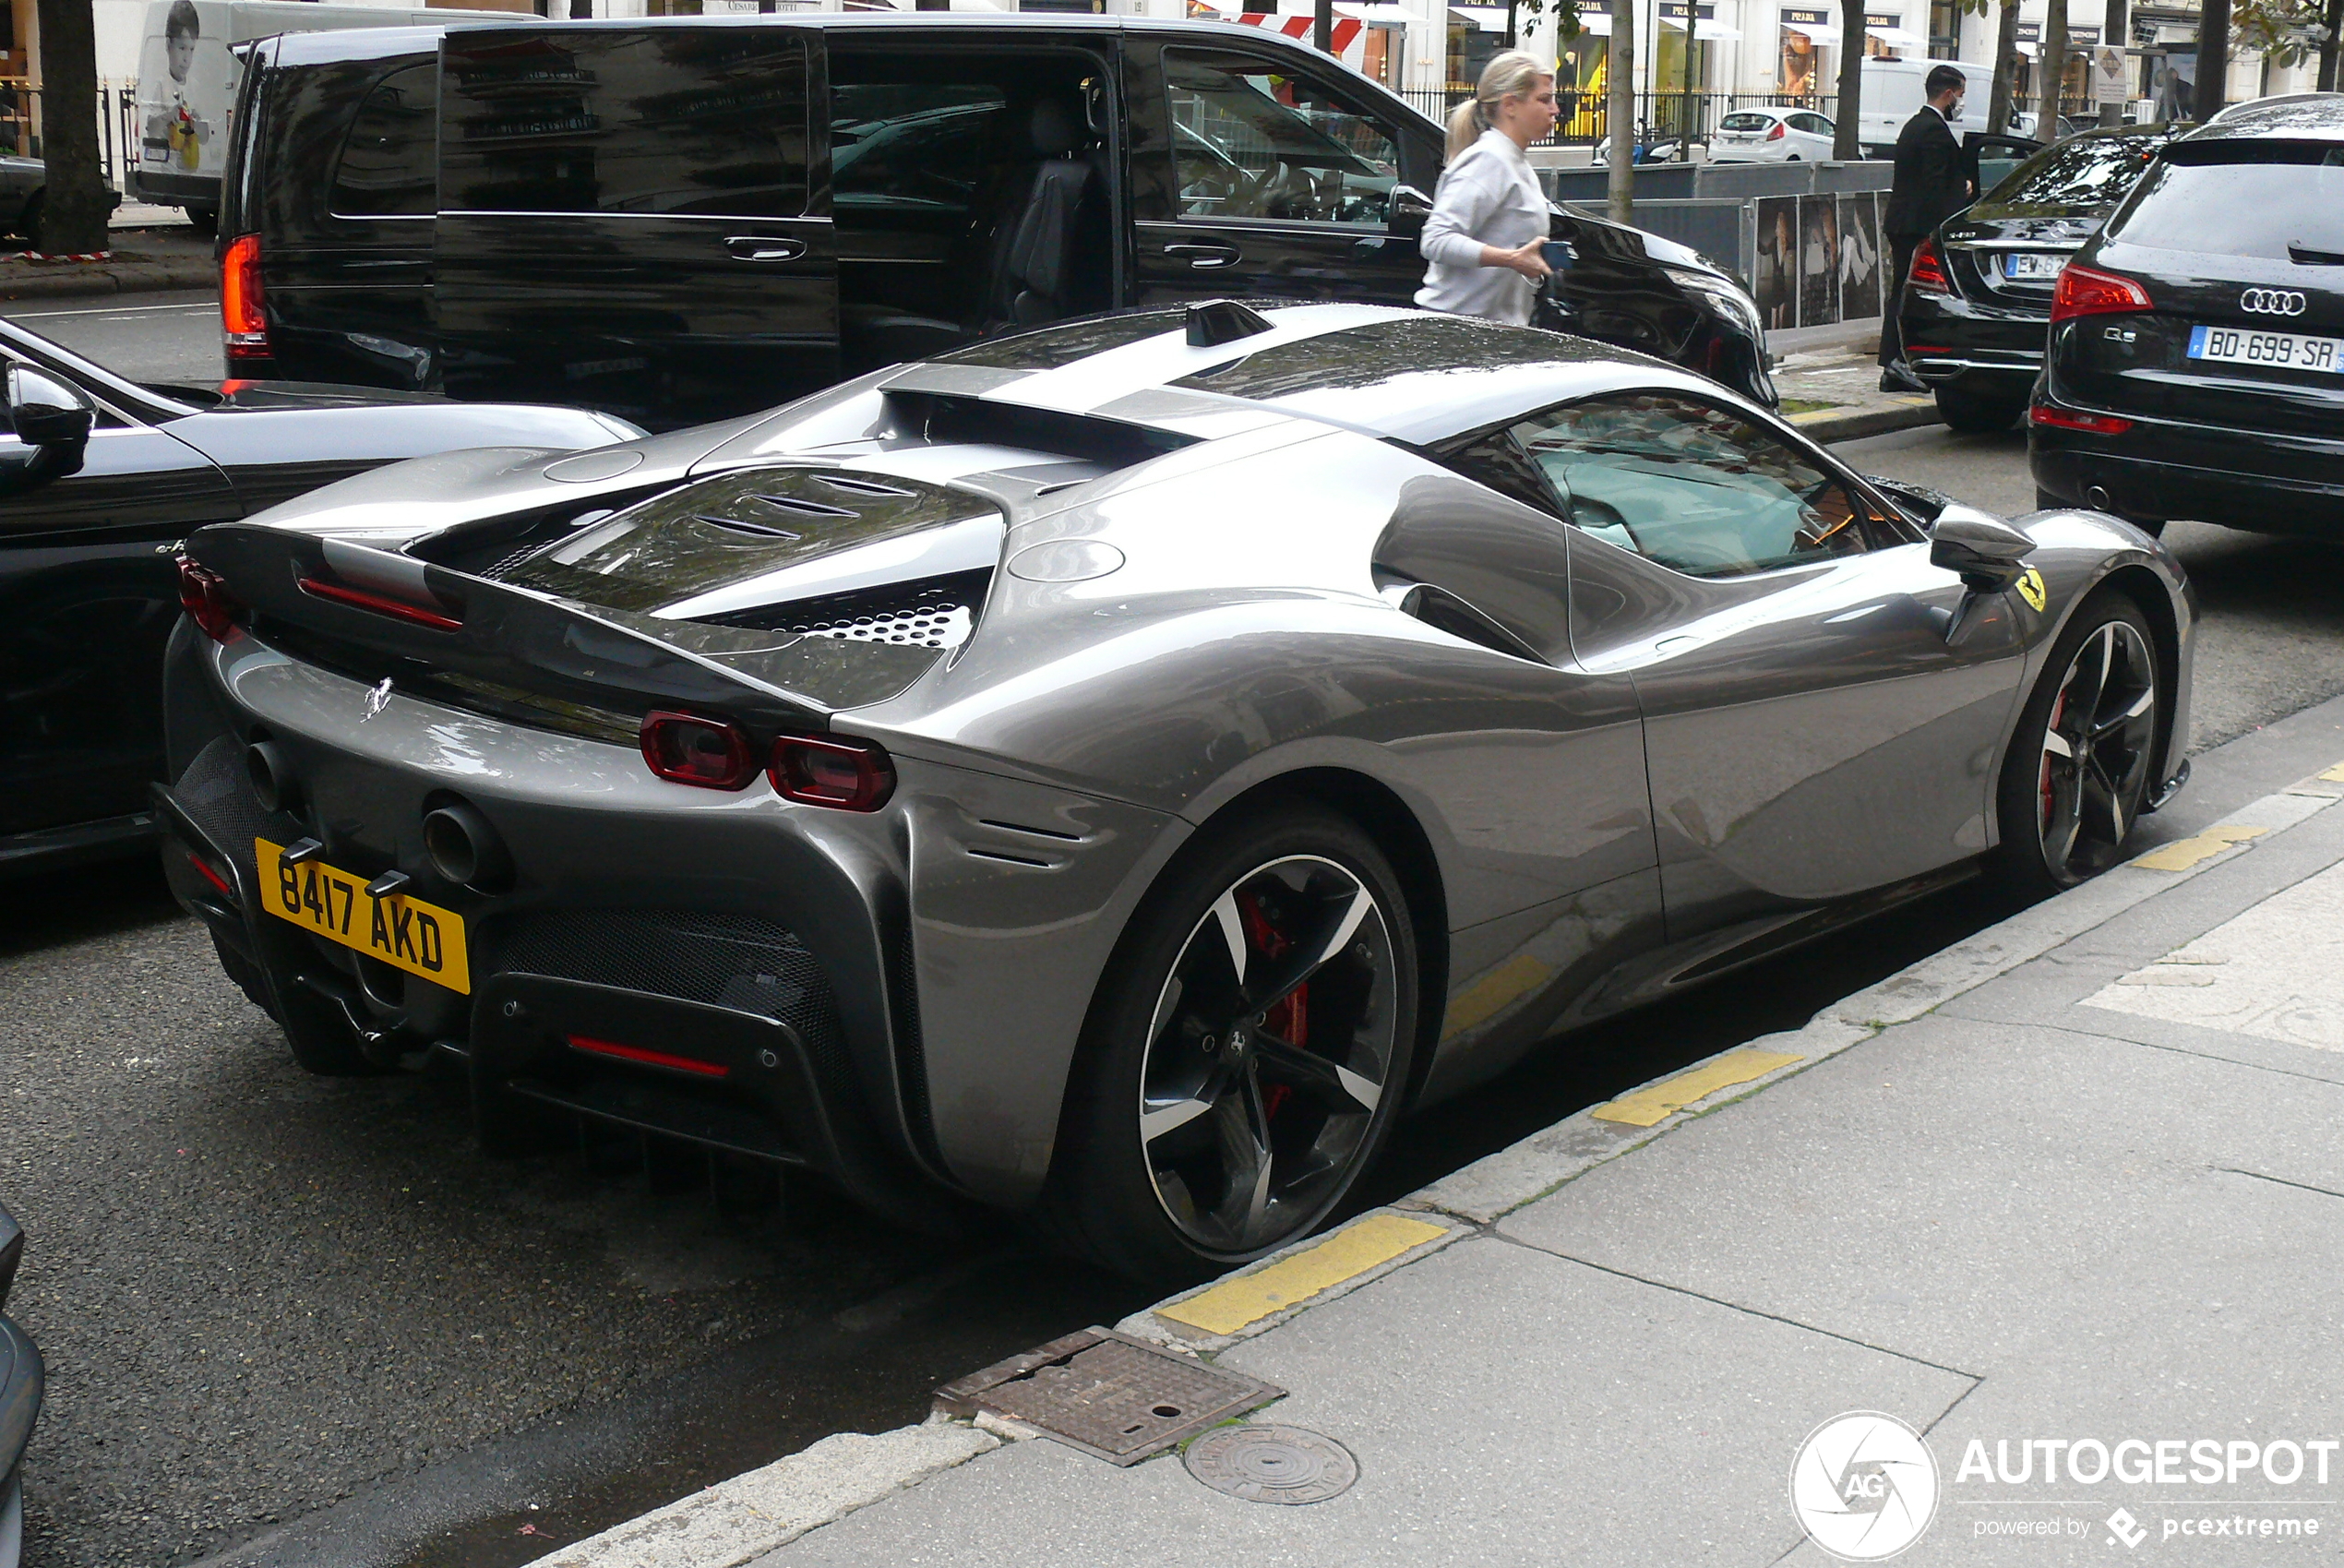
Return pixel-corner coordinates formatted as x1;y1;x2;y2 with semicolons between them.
142;1;210;174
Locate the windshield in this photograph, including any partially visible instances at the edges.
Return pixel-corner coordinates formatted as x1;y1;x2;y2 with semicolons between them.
2107;144;2344;258
1984;133;2163;209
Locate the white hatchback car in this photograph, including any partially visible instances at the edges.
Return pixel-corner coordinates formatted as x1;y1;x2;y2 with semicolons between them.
1709;107;1836;162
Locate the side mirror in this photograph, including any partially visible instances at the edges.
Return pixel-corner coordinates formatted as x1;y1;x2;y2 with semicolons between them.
1387;183;1432;239
7;365;94;449
1929;504;2034;592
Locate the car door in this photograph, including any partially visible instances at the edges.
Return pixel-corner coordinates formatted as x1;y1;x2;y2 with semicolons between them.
0;365;240;849
1126;37;1433;309
432;23;835;429
1788;112;1835;158
1488;390;2029;940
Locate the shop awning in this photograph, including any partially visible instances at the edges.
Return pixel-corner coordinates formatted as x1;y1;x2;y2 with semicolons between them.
1779;20;1835;41
1569;8;1612;32
1450;6;1511;30
1866;24;1926;46
1695;18;1741;37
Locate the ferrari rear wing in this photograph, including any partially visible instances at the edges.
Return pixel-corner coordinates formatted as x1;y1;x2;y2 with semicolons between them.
187;522;946;736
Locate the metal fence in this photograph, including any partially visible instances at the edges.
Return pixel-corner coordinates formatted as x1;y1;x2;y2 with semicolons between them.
1397;87;1841;147
0;82;145;189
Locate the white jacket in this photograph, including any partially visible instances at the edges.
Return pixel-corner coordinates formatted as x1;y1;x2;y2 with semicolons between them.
1416;128;1549;325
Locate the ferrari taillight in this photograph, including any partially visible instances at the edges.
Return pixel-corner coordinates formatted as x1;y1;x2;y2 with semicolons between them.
640;711;758;791
221;233;268;359
177;557;244;642
771;734;895;812
1906;237;1951;295
2051;263;2152;324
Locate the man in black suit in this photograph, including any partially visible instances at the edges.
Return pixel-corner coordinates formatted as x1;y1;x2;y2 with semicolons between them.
1880;64;1974;392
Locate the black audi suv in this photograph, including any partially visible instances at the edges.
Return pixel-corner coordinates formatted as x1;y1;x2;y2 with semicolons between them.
1899;122;2190;432
2029;97;2344;533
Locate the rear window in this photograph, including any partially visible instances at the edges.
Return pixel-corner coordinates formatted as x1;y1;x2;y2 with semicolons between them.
439;30;808;217
1984;133;2160;209
2106;142;2344;259
331;64;437;218
1719;112;1773;131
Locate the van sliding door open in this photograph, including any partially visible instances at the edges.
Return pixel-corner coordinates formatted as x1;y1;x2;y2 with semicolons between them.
433;23;835;428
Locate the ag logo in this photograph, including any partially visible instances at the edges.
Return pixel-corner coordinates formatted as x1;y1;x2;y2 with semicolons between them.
2015;567;2048;613
1789;1412;1940;1561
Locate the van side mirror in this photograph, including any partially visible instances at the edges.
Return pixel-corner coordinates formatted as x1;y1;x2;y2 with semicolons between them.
1929;504;2034;592
0;364;96;490
1388;183;1432;239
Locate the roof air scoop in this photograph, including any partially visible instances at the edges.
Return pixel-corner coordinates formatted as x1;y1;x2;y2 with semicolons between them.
1186;299;1274;349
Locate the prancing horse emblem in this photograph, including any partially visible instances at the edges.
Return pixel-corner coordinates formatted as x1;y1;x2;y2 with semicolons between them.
362;677;393;722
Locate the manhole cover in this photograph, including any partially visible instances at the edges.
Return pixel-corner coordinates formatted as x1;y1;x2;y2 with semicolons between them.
934;1328;1283;1466
1184;1423;1358;1504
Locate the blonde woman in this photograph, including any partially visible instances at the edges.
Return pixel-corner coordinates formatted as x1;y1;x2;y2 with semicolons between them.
1417;52;1561;326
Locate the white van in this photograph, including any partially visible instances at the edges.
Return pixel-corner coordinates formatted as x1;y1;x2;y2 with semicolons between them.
128;0;513;229
1855;57;2035;157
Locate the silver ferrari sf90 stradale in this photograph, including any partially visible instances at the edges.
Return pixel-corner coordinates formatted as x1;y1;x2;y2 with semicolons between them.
157;302;2193;1281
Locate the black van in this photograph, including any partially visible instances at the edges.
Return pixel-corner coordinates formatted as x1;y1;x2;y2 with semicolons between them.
221;15;1774;428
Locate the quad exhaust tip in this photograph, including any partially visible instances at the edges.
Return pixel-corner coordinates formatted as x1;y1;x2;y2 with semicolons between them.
245;740;297;815
424;802;511;892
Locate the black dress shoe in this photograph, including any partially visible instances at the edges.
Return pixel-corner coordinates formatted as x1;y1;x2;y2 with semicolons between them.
1879;362;1929;395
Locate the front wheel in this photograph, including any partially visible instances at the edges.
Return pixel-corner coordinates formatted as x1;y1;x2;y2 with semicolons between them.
1040;807;1418;1285
1991;589;2165;896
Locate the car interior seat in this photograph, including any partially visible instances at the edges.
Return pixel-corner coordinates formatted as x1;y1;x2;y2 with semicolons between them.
979;91;1106;331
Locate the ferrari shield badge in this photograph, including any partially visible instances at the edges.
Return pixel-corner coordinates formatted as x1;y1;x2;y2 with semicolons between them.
2015;568;2048;613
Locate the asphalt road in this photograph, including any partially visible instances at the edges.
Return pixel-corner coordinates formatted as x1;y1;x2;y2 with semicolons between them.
7;292;222;389
8;306;2344;1568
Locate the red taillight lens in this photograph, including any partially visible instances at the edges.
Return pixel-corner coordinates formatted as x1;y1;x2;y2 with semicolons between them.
177;557;243;642
221;233;268;359
1766;120;1785;139
2050;263;2152;324
640;711;758;790
568;1034;730;1078
2028;401;2135;435
185;852;234;898
296;576;463;632
1906;237;1950;295
771;734;896;812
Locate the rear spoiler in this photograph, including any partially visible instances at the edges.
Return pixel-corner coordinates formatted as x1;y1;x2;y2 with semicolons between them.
188;522;945;734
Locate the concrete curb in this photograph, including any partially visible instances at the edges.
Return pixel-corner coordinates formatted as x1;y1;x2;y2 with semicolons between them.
527;772;2344;1567
0;258;213;302
1788;394;1943;444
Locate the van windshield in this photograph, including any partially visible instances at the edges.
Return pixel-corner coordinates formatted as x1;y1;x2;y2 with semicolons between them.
2107;144;2344;259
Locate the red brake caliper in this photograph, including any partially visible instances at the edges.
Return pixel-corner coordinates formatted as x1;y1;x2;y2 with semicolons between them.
1238;893;1303;1120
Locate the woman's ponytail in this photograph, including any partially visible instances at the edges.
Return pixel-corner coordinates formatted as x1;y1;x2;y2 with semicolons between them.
1447;48;1554;160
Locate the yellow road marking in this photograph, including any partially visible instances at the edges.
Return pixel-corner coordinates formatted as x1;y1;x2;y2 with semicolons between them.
2132;824;2266;871
2321;762;2344;783
1591;1048;1804;1128
1154;1213;1448;1336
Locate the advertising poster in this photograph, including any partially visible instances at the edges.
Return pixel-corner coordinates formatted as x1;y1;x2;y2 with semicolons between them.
1754;195;1800;330
1799;193;1840;329
1837;191;1883;321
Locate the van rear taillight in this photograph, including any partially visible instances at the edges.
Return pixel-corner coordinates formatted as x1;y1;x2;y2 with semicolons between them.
221;233;268;359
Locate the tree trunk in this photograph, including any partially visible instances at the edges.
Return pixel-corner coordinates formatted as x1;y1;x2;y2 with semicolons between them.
31;0;108;255
1607;0;1634;223
2038;0;2069;138
2194;0;2230;120
2319;0;2339;91
2099;0;2127;126
1989;0;2022;133
1318;0;1336;52
1833;0;1865;157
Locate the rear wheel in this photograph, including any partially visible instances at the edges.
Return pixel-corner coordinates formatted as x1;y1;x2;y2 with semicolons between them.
1040;807;1418;1285
1936;385;2024;433
1991;590;2164;896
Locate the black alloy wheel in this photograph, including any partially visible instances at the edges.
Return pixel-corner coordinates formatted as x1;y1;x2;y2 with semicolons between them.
1043;808;1417;1284
1994;591;2163;894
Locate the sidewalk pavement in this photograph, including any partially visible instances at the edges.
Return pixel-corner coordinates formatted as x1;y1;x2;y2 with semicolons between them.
528;688;2344;1568
0;219;212;303
1775;319;1947;445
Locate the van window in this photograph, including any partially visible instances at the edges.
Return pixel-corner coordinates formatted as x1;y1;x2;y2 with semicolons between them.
439;30;808;217
331;65;437;219
1165;51;1400;227
831;83;1008;220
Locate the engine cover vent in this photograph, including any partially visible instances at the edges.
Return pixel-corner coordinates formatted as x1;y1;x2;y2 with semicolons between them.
706;568;991;651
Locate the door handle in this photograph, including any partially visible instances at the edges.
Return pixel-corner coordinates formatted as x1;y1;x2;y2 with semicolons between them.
726;235;807;262
1164;243;1240;269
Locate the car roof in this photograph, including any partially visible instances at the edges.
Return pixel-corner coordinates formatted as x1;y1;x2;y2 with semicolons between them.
2178;91;2344;145
903;303;1730;449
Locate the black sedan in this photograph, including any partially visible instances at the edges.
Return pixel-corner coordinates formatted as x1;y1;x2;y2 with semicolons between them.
1900;123;2190;432
0;317;640;878
2029;97;2344;534
0;1204;34;1568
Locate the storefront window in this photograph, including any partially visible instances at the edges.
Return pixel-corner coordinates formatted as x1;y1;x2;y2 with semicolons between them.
1779;9;1828;100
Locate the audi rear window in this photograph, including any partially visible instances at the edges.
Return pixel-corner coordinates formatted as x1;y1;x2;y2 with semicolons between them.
2106;143;2344;260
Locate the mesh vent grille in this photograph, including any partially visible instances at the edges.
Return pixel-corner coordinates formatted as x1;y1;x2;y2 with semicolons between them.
786;603;972;650
704;569;990;650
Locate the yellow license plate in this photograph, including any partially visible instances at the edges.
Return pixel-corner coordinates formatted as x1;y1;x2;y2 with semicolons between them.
255;836;472;994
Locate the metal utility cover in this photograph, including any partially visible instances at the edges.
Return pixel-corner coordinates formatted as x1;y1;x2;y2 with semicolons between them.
933;1327;1283;1466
